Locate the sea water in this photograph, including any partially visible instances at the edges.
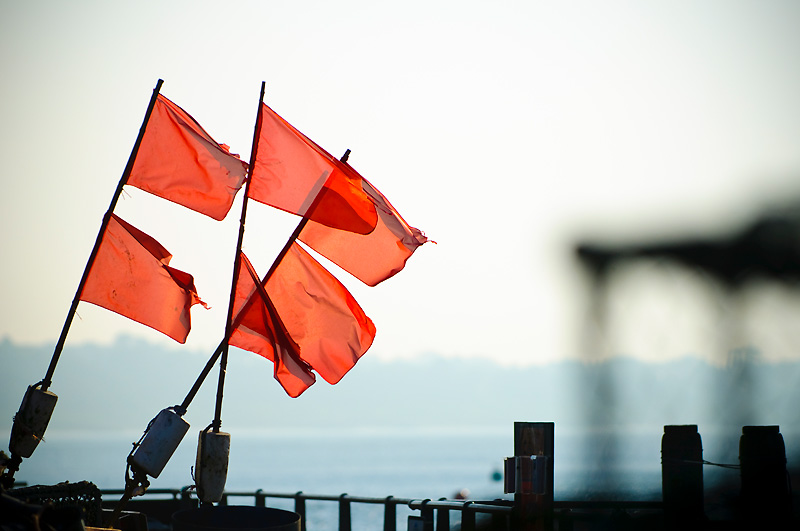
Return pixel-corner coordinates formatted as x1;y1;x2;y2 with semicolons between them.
7;426;706;530
11;427;517;497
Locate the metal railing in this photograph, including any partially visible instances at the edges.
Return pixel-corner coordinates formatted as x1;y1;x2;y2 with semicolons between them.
223;491;414;531
408;498;513;531
101;488;515;531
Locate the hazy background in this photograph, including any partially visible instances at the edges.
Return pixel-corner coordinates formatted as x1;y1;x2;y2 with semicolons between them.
4;0;800;506
3;337;800;506
3;1;800;366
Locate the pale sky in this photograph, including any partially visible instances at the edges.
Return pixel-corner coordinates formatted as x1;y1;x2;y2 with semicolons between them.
3;1;800;368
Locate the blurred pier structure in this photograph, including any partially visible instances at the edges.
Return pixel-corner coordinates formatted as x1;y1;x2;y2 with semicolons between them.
570;201;800;523
576;202;800;286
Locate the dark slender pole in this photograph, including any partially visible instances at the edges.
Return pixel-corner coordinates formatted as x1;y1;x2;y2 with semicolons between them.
211;82;265;431
178;339;225;413
41;79;164;392
225;148;352;336
262;148;350;284
206;101;350;422
217;147;352;339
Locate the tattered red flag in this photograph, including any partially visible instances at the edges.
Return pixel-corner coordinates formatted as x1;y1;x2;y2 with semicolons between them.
80;214;207;343
229;252;315;398
127;94;248;221
229;247;376;397
249;103;378;234
299;177;429;286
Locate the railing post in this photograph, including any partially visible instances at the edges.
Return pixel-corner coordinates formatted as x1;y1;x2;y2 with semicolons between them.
461;501;475;531
383;496;396;531
421;500;435;531
339;493;351;531
255;489;266;508
294;492;306;531
435;498;449;531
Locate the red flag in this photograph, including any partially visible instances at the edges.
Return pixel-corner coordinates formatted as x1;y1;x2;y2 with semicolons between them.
267;243;376;384
80;214;207;343
229;253;315;397
127;94;248;221
249;103;378;234
299;177;428;286
230;247;376;397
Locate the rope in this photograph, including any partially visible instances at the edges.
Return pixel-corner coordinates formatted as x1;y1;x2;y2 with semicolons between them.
664;457;740;469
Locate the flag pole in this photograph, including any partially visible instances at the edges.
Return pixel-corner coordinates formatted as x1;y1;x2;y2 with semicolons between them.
223;148;352;339
147;147;354;418
211;81;266;432
176;340;224;413
261;149;351;284
174;149;349;418
208;102;350;425
40;79;164;392
215;148;351;352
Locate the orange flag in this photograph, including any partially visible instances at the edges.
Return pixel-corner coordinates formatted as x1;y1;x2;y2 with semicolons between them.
229;253;315;397
127;94;248;221
80;214;207;343
249;103;378;234
230;247;376;397
299;177;429;286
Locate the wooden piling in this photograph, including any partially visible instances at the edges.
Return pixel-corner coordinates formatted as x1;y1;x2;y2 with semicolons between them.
661;425;704;528
513;422;554;531
739;425;791;526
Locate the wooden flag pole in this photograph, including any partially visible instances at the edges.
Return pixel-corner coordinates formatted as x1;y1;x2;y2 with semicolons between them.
224;147;352;340
211;81;266;432
41;79;164;392
207;144;351;423
200;87;351;423
262;148;351;284
178;339;225;414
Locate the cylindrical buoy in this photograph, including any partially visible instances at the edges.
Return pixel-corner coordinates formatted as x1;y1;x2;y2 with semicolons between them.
196;430;231;504
129;409;190;478
9;386;58;458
